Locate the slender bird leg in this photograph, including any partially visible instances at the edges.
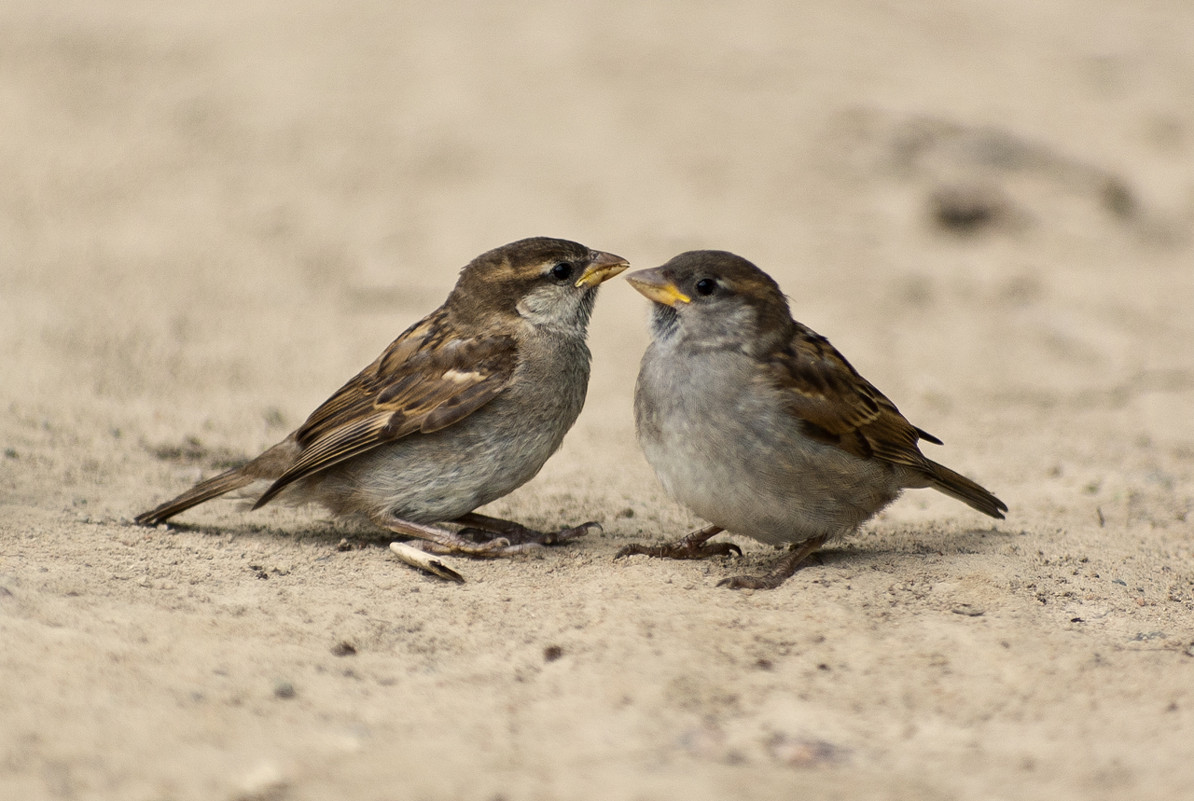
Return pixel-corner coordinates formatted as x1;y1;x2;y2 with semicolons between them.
373;513;516;557
615;524;742;560
454;512;599;547
718;533;831;590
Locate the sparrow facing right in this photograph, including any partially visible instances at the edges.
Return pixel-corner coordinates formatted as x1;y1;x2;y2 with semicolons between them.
618;250;1007;590
136;237;629;573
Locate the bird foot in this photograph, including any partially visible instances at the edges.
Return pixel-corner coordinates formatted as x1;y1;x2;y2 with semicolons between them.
716;535;829;591
377;512;596;558
394;533;516;557
454;513;599;548
615;541;742;560
372;513;511;558
615;525;740;561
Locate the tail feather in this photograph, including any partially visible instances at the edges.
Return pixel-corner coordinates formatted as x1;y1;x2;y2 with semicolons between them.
134;438;298;526
133;468;257;526
925;459;1007;520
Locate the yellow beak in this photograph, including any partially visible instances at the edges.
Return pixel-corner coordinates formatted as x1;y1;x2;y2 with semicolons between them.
625;268;691;306
575;251;631;288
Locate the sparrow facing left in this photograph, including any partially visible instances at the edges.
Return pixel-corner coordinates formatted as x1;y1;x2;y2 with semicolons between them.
136;237;629;567
618;250;1007;590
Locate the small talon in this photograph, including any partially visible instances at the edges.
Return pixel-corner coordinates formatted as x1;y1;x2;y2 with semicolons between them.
549;521;598;545
477;536;512;552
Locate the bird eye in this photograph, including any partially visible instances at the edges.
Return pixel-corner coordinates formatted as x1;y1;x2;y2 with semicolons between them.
550;262;574;282
695;278;717;296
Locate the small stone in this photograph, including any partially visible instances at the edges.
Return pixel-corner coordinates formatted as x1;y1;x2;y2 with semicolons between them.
767;734;845;766
273;681;296;699
1102;177;1136;218
929;183;1007;233
951;604;984;617
235;760;288;800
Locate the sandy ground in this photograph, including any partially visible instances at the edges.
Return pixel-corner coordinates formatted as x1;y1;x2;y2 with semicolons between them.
3;1;1194;799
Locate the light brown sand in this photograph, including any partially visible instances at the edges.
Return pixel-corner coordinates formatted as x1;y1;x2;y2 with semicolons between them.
3;1;1193;799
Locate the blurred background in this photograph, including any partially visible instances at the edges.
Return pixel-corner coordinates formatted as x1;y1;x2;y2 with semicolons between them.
4;0;1192;515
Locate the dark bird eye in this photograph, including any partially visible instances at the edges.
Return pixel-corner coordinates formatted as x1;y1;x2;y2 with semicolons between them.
695;278;717;296
551;262;574;282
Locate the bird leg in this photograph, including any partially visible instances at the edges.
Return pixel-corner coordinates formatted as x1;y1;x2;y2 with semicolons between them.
453;512;598;548
374;514;519;557
615;524;742;560
377;511;596;557
717;533;830;590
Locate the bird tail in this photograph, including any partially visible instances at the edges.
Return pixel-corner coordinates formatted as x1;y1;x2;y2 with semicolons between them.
924;459;1007;519
134;439;298;526
133;467;257;526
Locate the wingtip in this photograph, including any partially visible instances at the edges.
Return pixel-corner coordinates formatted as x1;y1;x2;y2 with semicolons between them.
133;504;177;527
916;426;944;446
250;478;286;511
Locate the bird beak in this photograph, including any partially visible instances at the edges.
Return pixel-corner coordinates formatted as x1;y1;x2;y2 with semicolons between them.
625;268;691;306
575;251;630;288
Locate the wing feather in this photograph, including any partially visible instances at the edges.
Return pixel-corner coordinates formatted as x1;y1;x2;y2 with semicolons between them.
766;323;936;472
252;309;518;508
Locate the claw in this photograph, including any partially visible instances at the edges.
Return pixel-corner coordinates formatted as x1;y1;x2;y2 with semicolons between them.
548;521;599;545
715;534;830;590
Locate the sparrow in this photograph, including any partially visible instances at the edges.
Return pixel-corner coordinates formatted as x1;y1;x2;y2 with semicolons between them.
136;237;629;570
617;250;1006;590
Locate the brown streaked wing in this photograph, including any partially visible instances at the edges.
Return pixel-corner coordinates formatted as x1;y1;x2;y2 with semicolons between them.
294;312;445;446
766;324;934;471
251;316;518;508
